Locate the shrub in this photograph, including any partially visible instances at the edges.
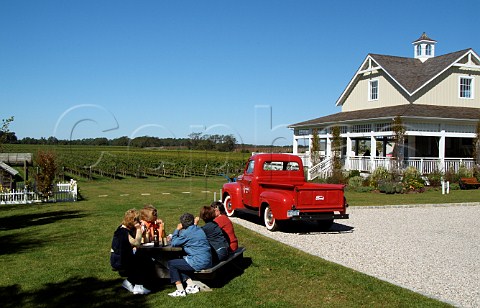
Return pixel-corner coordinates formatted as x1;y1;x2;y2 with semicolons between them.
348;170;361;178
449;182;460;190
402;166;425;192
35;150;58;199
348;176;364;189
444;170;459;184
473;165;480;182
370;166;392;188
426;169;443;187
326;170;346;184
458;165;473;178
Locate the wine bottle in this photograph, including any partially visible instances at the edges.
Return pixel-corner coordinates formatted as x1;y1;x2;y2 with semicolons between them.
153;227;159;247
161;224;167;246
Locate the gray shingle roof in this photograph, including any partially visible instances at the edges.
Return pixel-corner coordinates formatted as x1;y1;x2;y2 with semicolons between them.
412;32;437;43
370;49;471;94
289;104;480;128
0;161;19;176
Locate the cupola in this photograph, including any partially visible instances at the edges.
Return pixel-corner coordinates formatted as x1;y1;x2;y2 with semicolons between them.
412;32;437;62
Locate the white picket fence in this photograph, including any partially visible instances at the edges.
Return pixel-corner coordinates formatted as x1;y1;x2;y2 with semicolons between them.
0;180;78;205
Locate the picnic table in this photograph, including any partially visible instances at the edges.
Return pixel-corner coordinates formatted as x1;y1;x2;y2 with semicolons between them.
137;244;246;280
137;243;184;279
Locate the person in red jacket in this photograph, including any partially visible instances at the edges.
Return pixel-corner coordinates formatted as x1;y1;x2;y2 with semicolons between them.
210;201;238;252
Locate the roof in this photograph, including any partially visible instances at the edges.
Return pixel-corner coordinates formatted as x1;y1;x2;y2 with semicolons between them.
336;48;479;106
370;49;471;94
412;32;437;43
0;153;32;165
289;104;480;128
0;161;19;176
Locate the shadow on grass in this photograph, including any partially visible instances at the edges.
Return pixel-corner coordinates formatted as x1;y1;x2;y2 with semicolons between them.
0;233;39;256
0;277;152;308
234;211;354;234
0;277;148;308
193;256;253;289
0;210;88;256
0;210;87;231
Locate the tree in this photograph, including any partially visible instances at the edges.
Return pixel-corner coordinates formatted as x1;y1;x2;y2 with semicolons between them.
0;116;14;151
329;126;344;183
215;135;236;152
35;150;58;200
473;120;480;163
111;136;130;146
392;116;406;174
311;128;320;166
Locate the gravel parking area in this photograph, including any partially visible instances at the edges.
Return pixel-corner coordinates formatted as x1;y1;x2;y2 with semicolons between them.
230;204;480;308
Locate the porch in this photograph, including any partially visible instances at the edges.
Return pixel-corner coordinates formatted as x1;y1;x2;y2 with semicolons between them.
297;154;476;180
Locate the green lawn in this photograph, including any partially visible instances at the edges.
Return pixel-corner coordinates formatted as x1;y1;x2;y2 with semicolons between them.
0;177;455;307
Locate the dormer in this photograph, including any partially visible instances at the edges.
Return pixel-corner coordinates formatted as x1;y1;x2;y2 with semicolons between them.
412;32;437;62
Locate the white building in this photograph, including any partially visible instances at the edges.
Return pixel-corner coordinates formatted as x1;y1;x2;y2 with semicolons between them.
289;33;480;179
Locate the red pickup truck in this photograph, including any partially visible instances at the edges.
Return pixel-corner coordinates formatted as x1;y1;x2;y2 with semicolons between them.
222;153;349;231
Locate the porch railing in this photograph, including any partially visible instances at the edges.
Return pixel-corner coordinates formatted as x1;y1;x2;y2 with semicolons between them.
348;156;475;174
305;155;476;180
308;157;332;180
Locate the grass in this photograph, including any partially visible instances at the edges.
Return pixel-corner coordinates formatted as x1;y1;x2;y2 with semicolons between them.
0;176;456;307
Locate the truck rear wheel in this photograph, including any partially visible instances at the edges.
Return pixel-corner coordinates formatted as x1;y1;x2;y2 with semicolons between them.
264;205;279;231
224;195;235;217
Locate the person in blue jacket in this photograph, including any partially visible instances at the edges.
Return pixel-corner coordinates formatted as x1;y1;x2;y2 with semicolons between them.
195;205;230;263
167;212;212;297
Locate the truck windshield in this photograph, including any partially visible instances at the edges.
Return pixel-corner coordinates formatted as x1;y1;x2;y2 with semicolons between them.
263;161;299;171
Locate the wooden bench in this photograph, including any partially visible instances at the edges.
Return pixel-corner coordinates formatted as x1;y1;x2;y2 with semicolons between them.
459;177;480;189
194;247;246;279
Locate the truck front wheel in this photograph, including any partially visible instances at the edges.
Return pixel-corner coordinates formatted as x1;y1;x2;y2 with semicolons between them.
263;205;279;231
224;195;235;217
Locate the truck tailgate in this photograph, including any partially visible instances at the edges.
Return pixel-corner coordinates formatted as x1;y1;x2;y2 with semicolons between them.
295;185;344;210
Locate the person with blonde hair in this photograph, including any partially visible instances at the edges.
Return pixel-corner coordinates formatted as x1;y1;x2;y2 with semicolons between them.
140;204;164;244
110;208;152;295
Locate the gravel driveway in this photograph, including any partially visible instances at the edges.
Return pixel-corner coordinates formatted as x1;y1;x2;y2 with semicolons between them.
230;203;480;308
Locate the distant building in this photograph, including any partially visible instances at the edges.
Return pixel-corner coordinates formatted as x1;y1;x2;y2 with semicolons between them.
0;161;19;190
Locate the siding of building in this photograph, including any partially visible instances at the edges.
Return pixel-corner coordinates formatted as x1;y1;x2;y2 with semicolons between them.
341;67;480;112
414;68;480;107
341;72;409;112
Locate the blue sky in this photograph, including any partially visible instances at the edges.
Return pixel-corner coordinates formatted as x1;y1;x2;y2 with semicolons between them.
1;0;480;146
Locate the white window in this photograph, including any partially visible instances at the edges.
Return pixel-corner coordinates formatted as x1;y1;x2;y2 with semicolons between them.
459;76;474;99
416;45;422;56
425;44;432;56
369;79;379;101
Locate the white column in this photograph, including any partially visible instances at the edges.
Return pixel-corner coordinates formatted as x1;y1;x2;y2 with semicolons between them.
293;137;298;154
346;133;352;170
439;130;446;171
370;133;376;171
370;134;376;156
326;136;332;158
